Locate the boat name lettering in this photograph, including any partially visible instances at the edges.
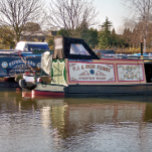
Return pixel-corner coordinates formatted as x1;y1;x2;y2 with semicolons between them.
9;60;23;66
72;64;110;72
97;65;110;72
27;61;36;66
8;60;36;67
85;64;96;69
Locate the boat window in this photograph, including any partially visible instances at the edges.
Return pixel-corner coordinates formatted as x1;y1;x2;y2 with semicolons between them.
70;44;90;56
28;44;49;52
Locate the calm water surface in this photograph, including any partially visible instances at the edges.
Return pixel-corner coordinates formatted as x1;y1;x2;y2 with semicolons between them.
0;91;152;152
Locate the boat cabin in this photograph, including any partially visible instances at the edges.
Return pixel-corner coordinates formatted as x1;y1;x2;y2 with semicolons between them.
50;37;152;85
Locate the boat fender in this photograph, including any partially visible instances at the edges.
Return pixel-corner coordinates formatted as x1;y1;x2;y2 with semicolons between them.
19;79;27;89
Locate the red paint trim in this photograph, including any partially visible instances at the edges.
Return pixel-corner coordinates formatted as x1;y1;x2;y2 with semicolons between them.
33;90;64;97
99;58;144;62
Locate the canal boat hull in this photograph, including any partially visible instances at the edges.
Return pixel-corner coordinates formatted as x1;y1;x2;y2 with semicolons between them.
32;83;152;98
64;84;152;97
33;83;64;97
0;78;20;90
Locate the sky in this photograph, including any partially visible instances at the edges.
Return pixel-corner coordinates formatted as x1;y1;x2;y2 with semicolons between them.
45;0;132;34
93;0;131;33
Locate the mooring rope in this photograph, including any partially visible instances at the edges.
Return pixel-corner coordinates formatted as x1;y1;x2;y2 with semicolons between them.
18;51;35;73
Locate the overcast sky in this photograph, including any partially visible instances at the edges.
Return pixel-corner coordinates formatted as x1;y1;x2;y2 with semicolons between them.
45;0;132;33
94;0;131;33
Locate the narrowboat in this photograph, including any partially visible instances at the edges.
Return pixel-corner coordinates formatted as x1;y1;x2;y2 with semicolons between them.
31;37;152;98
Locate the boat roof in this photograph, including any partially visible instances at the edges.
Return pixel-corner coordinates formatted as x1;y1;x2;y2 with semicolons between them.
15;41;48;51
16;41;48;45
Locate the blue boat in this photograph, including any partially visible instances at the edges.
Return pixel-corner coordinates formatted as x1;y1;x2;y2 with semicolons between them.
0;42;50;89
0;42;50;78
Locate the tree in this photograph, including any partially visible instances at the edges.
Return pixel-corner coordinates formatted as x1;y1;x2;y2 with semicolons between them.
0;26;15;49
98;18;112;49
0;0;43;42
47;0;97;30
122;28;132;47
70;20;98;48
57;20;98;48
23;22;41;33
57;29;71;37
79;28;98;49
98;18;127;49
126;0;152;52
101;17;112;32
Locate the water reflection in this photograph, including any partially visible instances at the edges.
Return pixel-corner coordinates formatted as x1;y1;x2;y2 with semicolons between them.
0;91;152;151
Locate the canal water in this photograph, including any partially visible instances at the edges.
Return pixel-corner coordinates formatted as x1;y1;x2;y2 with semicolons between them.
0;91;152;152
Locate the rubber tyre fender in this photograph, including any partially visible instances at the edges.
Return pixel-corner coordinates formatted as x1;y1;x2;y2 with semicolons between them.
19;79;27;89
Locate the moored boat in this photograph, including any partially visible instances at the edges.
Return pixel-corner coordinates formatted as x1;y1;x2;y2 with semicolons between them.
31;37;152;98
0;41;50;91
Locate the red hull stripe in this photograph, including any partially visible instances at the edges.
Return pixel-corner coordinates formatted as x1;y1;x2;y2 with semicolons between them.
34;90;64;97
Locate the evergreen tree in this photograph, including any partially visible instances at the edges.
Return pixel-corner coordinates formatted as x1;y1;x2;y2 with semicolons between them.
57;29;70;37
57;20;98;49
98;18;112;49
98;18;127;49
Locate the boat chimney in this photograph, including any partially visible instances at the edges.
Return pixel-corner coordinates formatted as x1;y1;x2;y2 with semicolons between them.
53;36;64;59
140;41;143;59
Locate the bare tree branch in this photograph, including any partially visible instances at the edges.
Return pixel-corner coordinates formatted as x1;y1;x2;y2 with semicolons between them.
125;0;152;52
0;0;43;42
46;0;97;30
